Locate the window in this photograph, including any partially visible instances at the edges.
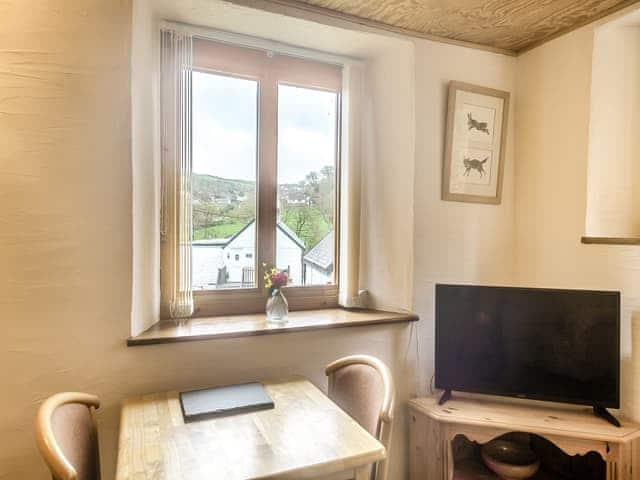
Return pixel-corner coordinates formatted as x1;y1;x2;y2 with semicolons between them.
192;71;258;290
277;85;338;286
161;34;343;317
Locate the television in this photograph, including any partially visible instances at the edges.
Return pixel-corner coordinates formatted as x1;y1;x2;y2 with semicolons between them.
435;284;620;422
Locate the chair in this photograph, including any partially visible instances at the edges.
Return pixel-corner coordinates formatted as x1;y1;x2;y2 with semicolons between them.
325;355;395;480
35;392;101;480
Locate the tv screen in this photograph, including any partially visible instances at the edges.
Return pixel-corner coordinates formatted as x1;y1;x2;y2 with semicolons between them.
435;284;620;408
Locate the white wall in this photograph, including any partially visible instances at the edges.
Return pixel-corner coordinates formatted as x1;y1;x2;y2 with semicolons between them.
412;41;518;392
131;0;161;335
0;1;419;479
358;47;417;313
192;244;224;288
586;24;640;238
275;226;304;285
515;24;640;418
223;223;257;283
305;263;332;285
0;0;523;479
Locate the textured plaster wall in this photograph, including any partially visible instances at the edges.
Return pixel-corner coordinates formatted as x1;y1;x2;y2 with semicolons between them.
411;40;518;392
1;1;418;479
515;24;640;418
16;0;640;479
586;25;640;238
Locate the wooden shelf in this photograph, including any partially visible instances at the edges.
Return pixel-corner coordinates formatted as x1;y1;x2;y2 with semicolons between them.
409;394;640;443
128;308;418;346
453;458;563;480
581;236;640;245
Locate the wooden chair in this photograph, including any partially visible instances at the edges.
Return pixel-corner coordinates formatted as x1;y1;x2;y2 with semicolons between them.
326;355;395;480
35;392;101;480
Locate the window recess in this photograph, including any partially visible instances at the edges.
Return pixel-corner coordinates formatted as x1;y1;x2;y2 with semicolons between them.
160;30;358;319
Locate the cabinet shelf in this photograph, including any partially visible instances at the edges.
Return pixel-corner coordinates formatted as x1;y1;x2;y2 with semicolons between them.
409;394;640;480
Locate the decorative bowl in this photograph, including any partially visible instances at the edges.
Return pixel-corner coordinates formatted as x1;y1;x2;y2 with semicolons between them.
481;440;540;479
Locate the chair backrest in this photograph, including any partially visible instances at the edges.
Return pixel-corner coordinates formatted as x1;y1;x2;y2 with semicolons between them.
325;355;395;480
35;392;101;480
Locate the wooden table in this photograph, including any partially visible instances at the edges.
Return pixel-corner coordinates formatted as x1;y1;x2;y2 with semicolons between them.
116;377;385;479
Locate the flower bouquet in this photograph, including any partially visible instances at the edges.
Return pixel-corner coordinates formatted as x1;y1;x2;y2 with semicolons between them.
263;265;290;324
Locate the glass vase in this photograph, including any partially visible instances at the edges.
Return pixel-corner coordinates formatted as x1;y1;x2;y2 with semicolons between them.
266;288;289;325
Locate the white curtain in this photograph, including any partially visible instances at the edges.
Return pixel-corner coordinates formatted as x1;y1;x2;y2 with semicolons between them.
161;29;194;319
339;63;365;308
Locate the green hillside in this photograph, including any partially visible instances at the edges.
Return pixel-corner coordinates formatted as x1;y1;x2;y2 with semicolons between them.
191;168;334;249
192;173;255;240
192;173;255;203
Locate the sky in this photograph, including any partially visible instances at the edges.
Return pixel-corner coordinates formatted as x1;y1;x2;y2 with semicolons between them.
192;71;337;185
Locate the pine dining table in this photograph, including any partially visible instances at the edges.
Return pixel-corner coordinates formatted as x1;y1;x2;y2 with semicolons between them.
115;376;386;479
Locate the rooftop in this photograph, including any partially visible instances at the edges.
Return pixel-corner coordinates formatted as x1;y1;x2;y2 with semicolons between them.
192;220;305;250
303;231;333;272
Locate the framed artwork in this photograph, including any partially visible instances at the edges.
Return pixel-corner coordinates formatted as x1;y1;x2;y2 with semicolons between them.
442;81;510;204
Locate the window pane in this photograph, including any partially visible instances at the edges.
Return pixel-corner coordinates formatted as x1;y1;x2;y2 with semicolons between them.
277;84;338;286
191;71;258;290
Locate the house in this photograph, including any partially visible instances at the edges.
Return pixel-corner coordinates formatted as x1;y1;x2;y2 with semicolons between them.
7;1;640;480
303;231;333;285
192;220;305;289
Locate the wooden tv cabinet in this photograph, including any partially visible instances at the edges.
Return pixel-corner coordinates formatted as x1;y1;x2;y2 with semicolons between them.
408;394;640;480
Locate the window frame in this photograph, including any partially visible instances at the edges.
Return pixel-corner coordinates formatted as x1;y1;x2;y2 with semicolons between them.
162;36;343;318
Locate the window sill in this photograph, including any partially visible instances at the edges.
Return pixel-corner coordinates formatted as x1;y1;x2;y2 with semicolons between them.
127;308;418;346
581;236;640;245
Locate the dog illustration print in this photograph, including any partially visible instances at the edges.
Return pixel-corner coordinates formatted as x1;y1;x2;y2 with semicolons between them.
467;112;490;135
463;157;488;177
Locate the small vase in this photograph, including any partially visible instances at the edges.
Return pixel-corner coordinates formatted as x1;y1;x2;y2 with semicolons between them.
266;288;289;325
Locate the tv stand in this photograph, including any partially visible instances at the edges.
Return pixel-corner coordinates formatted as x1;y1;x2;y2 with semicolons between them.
438;389;451;405
409;394;640;480
594;405;621;428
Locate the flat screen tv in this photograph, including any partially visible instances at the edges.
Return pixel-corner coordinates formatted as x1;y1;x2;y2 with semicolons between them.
435;284;620;413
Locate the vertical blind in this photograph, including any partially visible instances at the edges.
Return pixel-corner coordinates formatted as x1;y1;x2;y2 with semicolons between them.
161;29;194;319
339;63;364;308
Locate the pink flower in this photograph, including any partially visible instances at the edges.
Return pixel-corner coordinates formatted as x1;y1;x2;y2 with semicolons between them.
271;272;288;288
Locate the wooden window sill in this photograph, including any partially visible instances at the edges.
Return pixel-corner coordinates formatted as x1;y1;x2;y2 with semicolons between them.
581;236;640;245
127;308;419;346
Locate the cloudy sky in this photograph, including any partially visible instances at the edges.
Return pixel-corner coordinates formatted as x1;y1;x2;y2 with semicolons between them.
192;71;337;185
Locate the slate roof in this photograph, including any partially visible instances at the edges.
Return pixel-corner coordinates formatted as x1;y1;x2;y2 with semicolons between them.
303;231;334;272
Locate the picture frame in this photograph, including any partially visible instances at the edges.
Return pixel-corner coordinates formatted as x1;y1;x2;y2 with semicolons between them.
442;81;510;204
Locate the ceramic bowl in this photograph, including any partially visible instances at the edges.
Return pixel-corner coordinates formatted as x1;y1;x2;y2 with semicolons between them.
481;440;541;480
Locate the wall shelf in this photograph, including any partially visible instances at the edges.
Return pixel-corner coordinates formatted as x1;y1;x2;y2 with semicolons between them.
128;308;418;346
581;236;640;246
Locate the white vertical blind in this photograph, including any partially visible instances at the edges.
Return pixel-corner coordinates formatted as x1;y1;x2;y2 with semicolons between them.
161;29;194;319
339;64;364;308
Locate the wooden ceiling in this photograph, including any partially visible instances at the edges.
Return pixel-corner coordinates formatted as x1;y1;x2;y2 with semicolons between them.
278;0;640;53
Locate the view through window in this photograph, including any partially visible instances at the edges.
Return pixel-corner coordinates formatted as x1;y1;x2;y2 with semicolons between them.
277;84;337;286
191;71;258;290
188;42;341;293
